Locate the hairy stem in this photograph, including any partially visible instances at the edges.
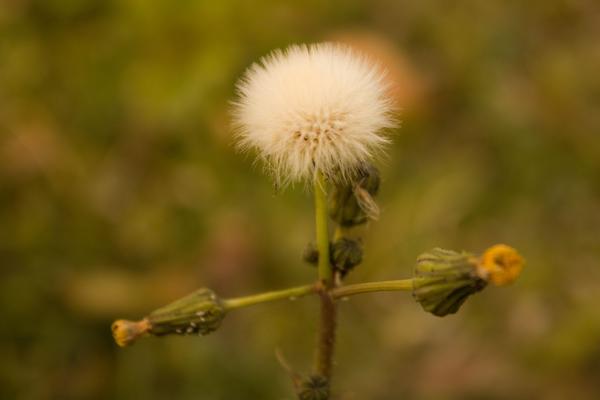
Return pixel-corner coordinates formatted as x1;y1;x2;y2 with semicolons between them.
222;284;318;311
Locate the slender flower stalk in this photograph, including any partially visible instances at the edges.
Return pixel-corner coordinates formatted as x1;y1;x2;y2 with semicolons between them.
314;172;332;287
222;284;318;310
331;279;413;298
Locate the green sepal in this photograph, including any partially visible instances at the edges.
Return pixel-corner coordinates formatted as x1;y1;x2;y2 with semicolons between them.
147;288;226;336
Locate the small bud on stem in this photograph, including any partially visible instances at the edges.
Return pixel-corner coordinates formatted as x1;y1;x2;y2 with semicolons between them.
302;242;320;265
330;238;363;277
297;375;330;400
413;245;525;317
111;288;226;346
329;164;381;227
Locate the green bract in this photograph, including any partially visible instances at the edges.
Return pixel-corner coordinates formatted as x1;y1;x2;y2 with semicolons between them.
413;248;487;317
148;288;226;337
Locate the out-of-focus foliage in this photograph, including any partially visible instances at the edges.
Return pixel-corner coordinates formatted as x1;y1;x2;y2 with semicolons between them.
1;0;600;399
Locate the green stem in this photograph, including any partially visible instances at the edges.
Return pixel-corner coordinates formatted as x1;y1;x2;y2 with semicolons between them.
313;171;337;387
331;279;413;299
221;279;416;311
222;284;317;311
333;226;345;241
314;171;332;287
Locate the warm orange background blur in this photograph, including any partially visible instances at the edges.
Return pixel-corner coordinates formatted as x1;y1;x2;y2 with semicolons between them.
2;1;599;399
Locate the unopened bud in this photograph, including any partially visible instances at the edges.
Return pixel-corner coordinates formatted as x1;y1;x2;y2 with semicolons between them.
413;245;525;317
147;288;225;337
302;242;319;265
329;163;380;227
297;375;329;400
111;288;226;346
330;238;363;277
413;248;486;317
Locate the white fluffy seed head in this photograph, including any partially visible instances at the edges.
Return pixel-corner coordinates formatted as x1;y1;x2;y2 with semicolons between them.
232;42;396;186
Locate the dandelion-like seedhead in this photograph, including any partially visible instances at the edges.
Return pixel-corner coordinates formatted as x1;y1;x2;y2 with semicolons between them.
233;43;396;185
112;38;524;400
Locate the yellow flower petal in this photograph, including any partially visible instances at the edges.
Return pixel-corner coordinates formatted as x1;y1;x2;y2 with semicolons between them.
111;319;150;347
477;244;524;286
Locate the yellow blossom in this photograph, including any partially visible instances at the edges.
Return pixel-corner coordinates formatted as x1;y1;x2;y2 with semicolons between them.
476;244;524;286
111;319;150;347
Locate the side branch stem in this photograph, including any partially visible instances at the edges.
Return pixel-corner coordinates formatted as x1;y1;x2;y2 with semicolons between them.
331;279;413;299
221;279;415;312
222;284;318;311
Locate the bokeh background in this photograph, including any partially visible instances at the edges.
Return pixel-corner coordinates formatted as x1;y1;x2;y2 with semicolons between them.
2;0;600;399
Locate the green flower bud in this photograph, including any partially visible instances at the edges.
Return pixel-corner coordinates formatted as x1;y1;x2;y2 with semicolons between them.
330;238;363;277
413;248;487;317
297;375;329;400
147;288;225;336
112;288;226;346
329;163;380;227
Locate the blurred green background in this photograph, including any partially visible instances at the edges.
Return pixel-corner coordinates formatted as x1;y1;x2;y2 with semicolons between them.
2;0;600;399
